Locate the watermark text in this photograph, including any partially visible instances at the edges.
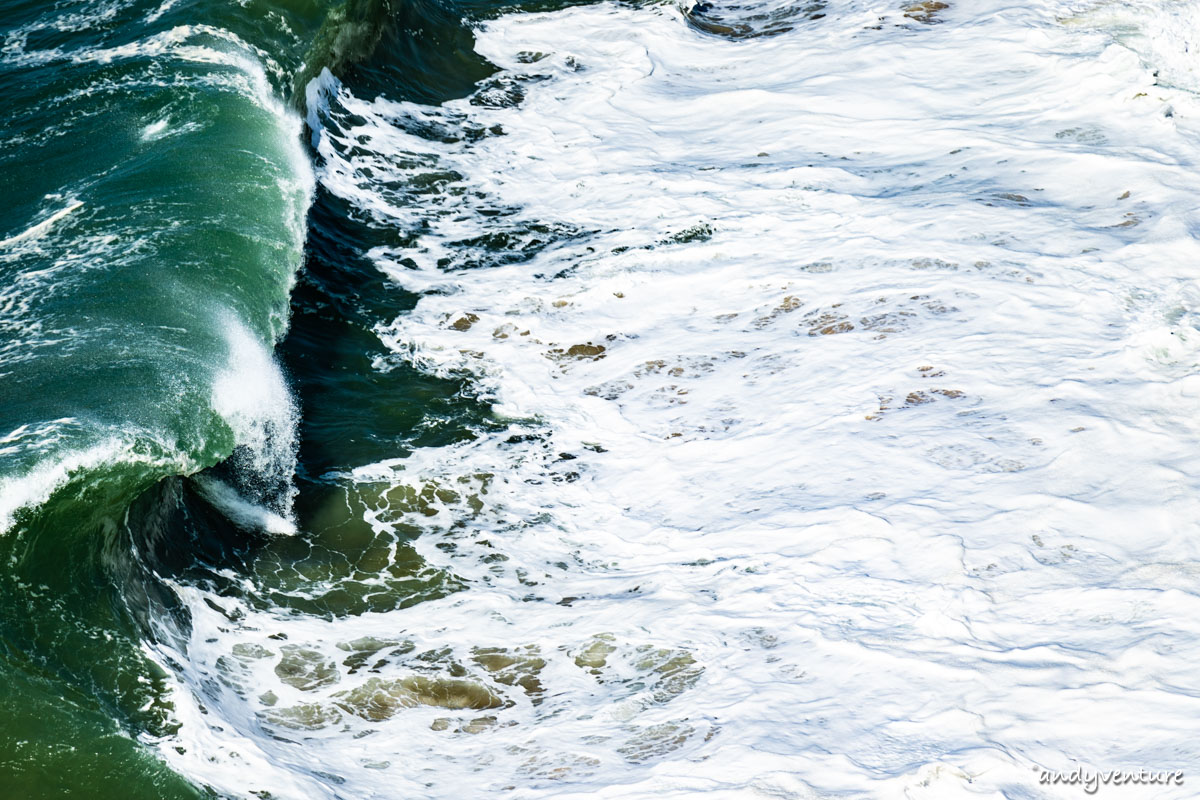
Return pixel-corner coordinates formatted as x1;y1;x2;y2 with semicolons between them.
1034;766;1183;794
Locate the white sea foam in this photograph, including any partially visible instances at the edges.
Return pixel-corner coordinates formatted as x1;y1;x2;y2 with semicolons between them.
0;200;84;249
146;0;182;24
140;116;206;142
154;2;1200;798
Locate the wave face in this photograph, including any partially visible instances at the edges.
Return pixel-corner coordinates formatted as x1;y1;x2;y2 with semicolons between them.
7;0;1200;797
0;1;315;528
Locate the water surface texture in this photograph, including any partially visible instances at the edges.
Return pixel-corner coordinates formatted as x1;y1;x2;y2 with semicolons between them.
3;0;1200;797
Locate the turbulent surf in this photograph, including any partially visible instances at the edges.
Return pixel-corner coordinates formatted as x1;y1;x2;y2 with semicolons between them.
3;0;1200;798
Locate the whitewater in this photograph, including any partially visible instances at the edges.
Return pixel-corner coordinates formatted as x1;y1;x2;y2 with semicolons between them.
109;1;1200;798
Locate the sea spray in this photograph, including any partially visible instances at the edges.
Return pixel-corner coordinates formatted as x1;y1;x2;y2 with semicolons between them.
208;318;301;525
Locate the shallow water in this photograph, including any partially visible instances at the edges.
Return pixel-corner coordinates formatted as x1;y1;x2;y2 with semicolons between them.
4;0;1200;798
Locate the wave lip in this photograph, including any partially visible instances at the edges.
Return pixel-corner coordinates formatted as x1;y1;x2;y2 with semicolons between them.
0;434;189;535
209;317;301;523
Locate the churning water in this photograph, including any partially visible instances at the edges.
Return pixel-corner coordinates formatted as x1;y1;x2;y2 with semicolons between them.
3;0;1200;798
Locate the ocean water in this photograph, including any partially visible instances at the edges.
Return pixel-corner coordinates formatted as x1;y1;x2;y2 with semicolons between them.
3;0;1200;797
